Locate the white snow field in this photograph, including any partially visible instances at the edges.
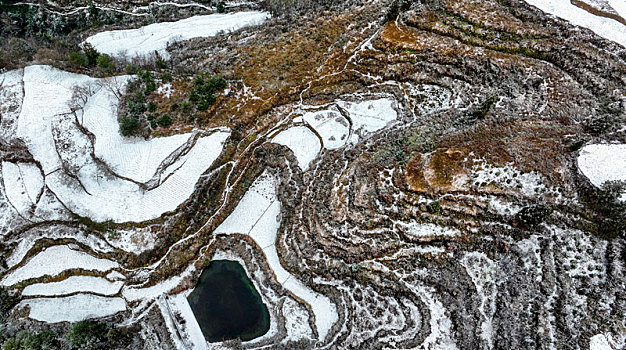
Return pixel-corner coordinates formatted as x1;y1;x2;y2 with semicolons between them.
337;98;398;135
20;294;126;323
165;293;208;350
523;0;626;47
85;11;270;59
302;109;350;149
577;144;626;199
1;245;119;286
13;65;230;223
1;162;43;217
214;172;338;340
22;276;124;297
0;69;24;139
272;126;322;170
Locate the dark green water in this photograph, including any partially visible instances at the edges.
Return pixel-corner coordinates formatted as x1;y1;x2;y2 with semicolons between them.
187;260;270;342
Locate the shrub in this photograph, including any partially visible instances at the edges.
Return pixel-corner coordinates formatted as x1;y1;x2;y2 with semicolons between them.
0;287;16;319
157;114;172;127
154;50;167;69
82;43;100;66
68;51;88;66
161;71;172;82
119;117;139;136
147;101;158;112
189;73;225;110
516;204;552;229
96;53;115;73
216;1;226;13
65;321;109;350
1;330;58;350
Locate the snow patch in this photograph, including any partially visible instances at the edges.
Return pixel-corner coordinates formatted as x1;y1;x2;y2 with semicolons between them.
21;294;126;323
22;276;123;297
2;245;119;286
522;0;626;47
302;109;350;149
85;11;270;59
214;172;338;340
272;126;321;171
337;98;397;136
578;144;626;199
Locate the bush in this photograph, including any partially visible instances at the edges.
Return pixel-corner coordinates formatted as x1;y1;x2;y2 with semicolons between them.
119;117;139;136
82;43;100;66
147;101;158;112
1;330;58;350
157;114;172;127
96;54;115;73
161;71;172;83
189;73;225;110
68;51;88;66
65;321;109;350
516;204;552;229
0;287;16;322
154;50;167;69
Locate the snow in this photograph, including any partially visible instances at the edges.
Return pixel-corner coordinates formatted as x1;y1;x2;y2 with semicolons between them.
1;162;38;217
337;98;397;135
13;65;230;223
472;162;549;197
522;0;626;47
213;172;338;340
608;0;626;18
400;222;461;238
22;276;123;297
157;83;174;98
302;109;350;149
20;294;126;323
0;68;24;140
214;171;278;236
166;293;208;350
1;245;119;286
272;126;321;170
412;284;459;350
589;334;612;350
578;144;626;199
81;83;193;183
85;11;270;59
461;252;497;349
282;298;314;341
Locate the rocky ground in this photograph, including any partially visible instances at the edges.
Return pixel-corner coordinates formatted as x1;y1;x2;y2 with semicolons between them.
0;0;625;349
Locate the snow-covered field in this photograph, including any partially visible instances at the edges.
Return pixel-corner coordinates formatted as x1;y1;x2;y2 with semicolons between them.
20;294;126;323
337;98;398;136
85;11;270;59
578;144;626;199
1;245;119;286
523;0;626;47
214;172;338;340
302;109;350;149
165;293;208;350
9;65;230;223
22;276;123;297
272;126;321;170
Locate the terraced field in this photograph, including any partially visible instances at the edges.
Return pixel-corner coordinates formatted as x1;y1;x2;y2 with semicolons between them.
0;0;625;349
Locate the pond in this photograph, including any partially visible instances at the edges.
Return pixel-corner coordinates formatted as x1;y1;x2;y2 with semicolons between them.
187;260;270;342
